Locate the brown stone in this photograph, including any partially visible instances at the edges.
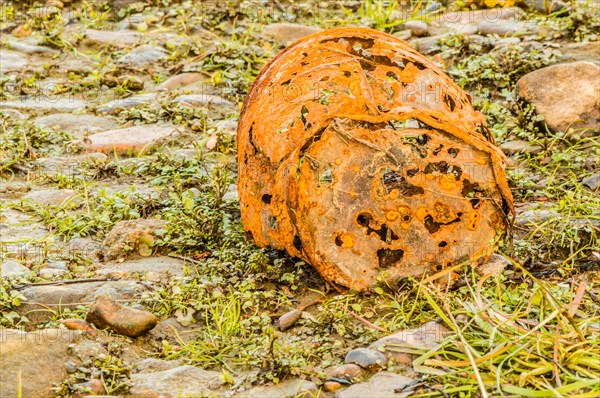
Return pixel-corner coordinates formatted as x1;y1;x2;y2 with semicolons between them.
86;294;158;337
517;62;600;133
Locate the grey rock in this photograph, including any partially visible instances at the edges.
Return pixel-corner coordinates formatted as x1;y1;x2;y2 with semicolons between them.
0;49;28;73
39;267;69;279
96;93;156;114
46;260;69;270
582;172;600;190
478;253;511;276
429;8;522;36
0;181;30;199
117;44;168;67
262;23;322;46
403;20;429;37
0;108;27;120
0;209;48;245
5;41;57;54
500;140;543;155
478;20;535;36
558;42;600;66
215;119;238;135
17;286;86;324
0;98;88;112
517;62;600;133
344;348;387;369
129;365;223;397
173;94;234;116
1;259;31;278
135;358;183;372
86;123;178;154
84;29;141;48
410;35;444;54
237;378;318;398
157;73;207;91
516;209;560;225
426;1;443;12
100;218;166;261
95;256;188;281
33;113;117;137
338;372;414;398
522;0;566;14
493;37;522;48
278;309;302;331
34;153;108;179
23;188;78;207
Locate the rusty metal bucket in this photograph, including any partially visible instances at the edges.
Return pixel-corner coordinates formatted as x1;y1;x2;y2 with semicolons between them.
238;27;514;291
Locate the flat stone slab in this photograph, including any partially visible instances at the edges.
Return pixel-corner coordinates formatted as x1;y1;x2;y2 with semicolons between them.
84;29;142;48
22;188;78;207
96;93;156;114
33;113;118;137
0;209;49;245
86;124;181;154
338;372;414;398
95;256;187;281
0;98;88;112
0;49;29;73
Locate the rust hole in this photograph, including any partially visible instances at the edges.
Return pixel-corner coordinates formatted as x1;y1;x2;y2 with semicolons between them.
444;94;456;112
261;194;272;204
447;148;460;158
357;212;399;244
381;169;425;196
377;248;404;267
433;144;444;156
462;179;485;209
268;216;277;230
423;212;461;234
438;241;448;247
293;235;303;250
424;161;462;180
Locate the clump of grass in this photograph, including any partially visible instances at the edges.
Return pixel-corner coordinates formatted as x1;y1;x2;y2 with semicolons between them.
0;277;28;327
0;120;75;174
385;265;600;397
54;354;133;397
450;44;559;90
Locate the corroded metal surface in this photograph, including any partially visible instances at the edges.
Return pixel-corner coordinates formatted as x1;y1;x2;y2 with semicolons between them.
238;27;514;291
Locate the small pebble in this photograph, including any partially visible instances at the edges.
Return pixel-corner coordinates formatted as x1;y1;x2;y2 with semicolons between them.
278;309;302;331
323;380;342;392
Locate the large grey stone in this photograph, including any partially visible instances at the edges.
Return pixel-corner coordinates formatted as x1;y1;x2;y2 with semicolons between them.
22;189;78;207
117;44;168;67
84;29;141;48
0;49;28;73
33;113;118;137
95;256;187;281
129;365;224;397
96;93;156;114
17;285;86;324
237;378;318;398
0;98;88;112
338;372;414;398
86;124;180;154
0;259;31;278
